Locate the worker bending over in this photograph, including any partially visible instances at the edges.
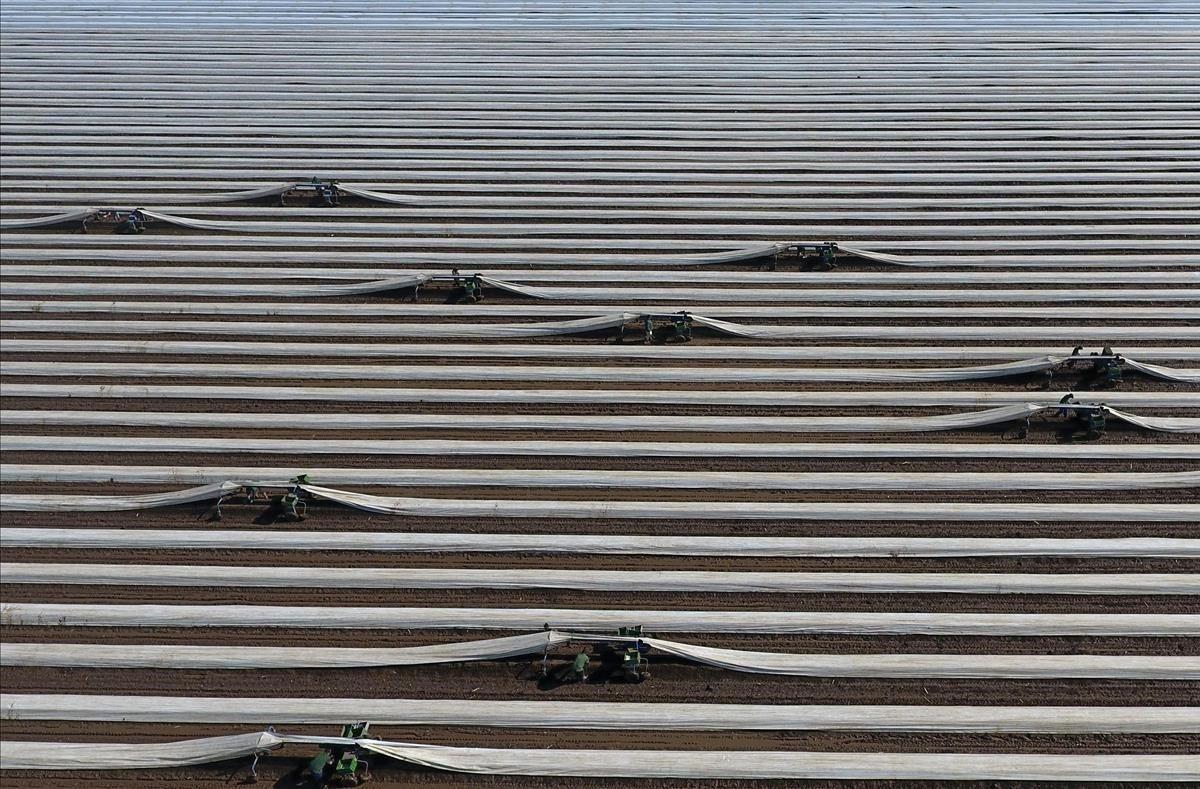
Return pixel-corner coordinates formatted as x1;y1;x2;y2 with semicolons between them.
118;208;146;234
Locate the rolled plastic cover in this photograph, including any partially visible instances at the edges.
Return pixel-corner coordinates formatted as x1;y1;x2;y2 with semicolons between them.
0;482;249;512
0;731;284;771
175;182;301;203
360;743;1200;781
0;208;96;230
4;735;1195;779
5;604;1194;636
299;489;1200;522
0;276;429;298
3;694;1196;733
5;337;1200;359
11;262;1200;285
3;484;1196;521
2;464;1196;491
3;633;1194;679
0;631;567;670
4;383;1191;408
0;313;639;338
6;562;1194;595
9;435;1194;458
5;302;1196;326
4;356;1194;382
139;210;260;232
1;280;1192;303
5;316;1194;343
1126;358;1200;384
3;405;1195;433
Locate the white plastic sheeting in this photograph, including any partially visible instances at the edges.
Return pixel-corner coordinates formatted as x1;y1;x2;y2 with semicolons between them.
5;526;1195;559
298;489;1200;522
0;275;428;298
5;734;1196;780
0;732;281;771
840;243;1182;273
359;742;1200;781
1127;358;1200;384
8;263;1200;285
0;482;247;513
1111;409;1200;433
4;5;1197;28
632;638;1200;680
0;208;93;230
4;694;1195;733
4;632;1194;679
3;241;1196;267
6;358;1196;383
6;317;1193;342
5;301;1198;329
139;209;258;232
0;482;243;512
8;563;1192;595
8;469;1199;497
3;474;1198;513
5;435;1191;459
12;493;1195;522
5;337;1200;362
0;315;653;339
1;281;1193;302
0;632;567;670
7;466;1200;490
172;182;299;203
7;405;1194;433
5;383;1191;408
5;603;1193;635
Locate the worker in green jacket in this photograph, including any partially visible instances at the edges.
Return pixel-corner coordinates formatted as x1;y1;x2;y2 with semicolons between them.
818;241;838;270
571;651;590;682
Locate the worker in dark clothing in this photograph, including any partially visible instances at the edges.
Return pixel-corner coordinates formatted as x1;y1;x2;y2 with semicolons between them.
461;276;479;303
1081;406;1107;441
1090;355;1123;387
671;312;692;343
643;315;655;344
1101;359;1124;386
283;474;311;519
121;208;146;234
472;274;485;302
1057;393;1077;419
279;490;305;521
816;242;838;271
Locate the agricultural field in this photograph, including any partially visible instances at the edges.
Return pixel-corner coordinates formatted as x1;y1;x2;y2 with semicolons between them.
0;0;1197;786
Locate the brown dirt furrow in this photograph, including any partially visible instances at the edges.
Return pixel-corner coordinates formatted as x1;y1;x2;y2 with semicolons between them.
2;372;1190;393
5;451;1196;476
5;547;1196;574
4;481;1196;506
4;585;1194;614
3;627;1191;656
5;424;1198;448
2;397;1196;420
4;509;1194;539
3;665;1197;707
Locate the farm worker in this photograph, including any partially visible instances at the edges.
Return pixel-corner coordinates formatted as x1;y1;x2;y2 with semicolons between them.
572;652;590;681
